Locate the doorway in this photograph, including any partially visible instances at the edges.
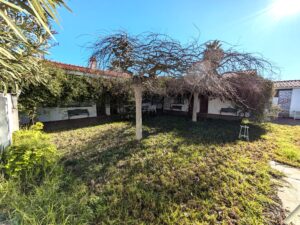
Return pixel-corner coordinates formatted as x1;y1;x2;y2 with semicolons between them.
199;95;208;114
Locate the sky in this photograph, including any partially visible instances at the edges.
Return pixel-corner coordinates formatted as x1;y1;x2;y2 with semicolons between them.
48;0;300;80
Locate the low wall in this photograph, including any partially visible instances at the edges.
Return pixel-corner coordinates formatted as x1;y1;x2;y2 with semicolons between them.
208;98;236;116
0;93;19;150
36;105;97;122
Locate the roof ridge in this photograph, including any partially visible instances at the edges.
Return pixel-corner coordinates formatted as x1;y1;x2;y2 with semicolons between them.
45;60;131;78
45;59;88;69
274;79;300;82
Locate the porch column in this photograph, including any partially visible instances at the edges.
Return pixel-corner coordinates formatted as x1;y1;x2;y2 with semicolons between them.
133;83;143;140
192;92;199;122
105;96;111;116
11;95;19;132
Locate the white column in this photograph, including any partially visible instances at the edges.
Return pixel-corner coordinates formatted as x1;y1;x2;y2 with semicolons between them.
11;95;19;132
133;84;143;140
192;92;199;122
105;96;111;116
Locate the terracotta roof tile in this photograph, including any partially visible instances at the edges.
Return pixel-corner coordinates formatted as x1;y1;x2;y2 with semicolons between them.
274;80;300;89
222;70;257;78
45;60;131;78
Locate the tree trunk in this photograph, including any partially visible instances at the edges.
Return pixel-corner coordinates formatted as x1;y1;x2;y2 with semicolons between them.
133;83;143;140
192;92;199;122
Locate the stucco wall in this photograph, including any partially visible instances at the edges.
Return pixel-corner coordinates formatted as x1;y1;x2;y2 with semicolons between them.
163;97;190;112
208;98;236;115
37;105;97;122
290;88;300;117
0;94;19;150
272;97;279;105
163;96;238;116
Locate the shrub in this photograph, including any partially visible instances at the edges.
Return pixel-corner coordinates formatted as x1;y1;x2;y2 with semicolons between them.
1;122;58;186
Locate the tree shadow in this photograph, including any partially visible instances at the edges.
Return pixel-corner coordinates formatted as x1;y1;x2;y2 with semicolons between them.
54;115;278;224
59;115;267;184
143;115;267;145
44;116;115;133
61;125;141;182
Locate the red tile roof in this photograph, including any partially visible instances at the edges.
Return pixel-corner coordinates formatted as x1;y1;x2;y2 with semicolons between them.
274;80;300;89
46;60;131;78
222;70;257;78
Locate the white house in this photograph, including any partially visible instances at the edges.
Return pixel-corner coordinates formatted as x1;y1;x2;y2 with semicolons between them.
34;60;294;123
36;60;244;122
273;80;300;119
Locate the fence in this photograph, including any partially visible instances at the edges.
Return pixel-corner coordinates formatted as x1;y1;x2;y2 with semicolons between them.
0;93;19;151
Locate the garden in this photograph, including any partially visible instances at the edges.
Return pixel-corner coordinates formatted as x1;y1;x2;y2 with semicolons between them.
0;116;299;224
1;1;300;224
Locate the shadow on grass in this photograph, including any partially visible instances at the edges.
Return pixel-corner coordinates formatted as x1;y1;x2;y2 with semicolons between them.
143;115;267;144
44;116;115;133
55;115;277;224
60;115;267;182
61;125;140;181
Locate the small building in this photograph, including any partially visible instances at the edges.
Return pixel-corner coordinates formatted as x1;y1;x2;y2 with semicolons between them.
273;80;300;119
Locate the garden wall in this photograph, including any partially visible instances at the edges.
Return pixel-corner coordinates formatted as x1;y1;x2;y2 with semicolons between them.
208;98;236;115
36;104;97;122
0;93;19;150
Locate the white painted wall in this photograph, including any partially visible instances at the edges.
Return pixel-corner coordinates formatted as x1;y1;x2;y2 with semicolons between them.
163;96;238;116
272;97;279;105
290;88;300;117
0;93;19;150
208;98;236;116
163;97;190;112
105;103;111;116
37;104;97;122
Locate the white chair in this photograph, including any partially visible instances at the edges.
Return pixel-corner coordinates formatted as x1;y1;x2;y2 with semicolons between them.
149;105;157;113
239;125;249;141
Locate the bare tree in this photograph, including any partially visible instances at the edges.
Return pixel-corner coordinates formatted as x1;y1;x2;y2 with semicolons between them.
180;41;277;122
91;31;202;140
91;33;277;139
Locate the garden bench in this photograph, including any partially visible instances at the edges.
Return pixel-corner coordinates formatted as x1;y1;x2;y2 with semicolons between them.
220;107;238;115
171;104;183;111
67;109;89;119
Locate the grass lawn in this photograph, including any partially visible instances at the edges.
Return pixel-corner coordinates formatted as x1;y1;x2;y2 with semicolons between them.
1;116;300;224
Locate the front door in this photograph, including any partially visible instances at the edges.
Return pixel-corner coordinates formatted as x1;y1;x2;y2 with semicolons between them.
199;95;208;114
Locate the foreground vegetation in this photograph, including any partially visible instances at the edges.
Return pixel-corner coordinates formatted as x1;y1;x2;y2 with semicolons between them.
267;123;300;167
1;116;299;224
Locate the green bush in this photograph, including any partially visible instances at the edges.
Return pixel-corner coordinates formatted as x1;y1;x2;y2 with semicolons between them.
1;122;58;185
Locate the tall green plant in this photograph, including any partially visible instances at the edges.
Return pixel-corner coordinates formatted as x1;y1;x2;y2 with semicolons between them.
1;122;58;187
0;0;69;91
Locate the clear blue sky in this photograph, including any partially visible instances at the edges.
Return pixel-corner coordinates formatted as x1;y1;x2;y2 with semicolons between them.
48;0;300;80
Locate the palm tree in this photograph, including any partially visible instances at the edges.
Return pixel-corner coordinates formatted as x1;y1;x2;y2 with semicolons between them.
0;0;68;42
0;0;69;91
